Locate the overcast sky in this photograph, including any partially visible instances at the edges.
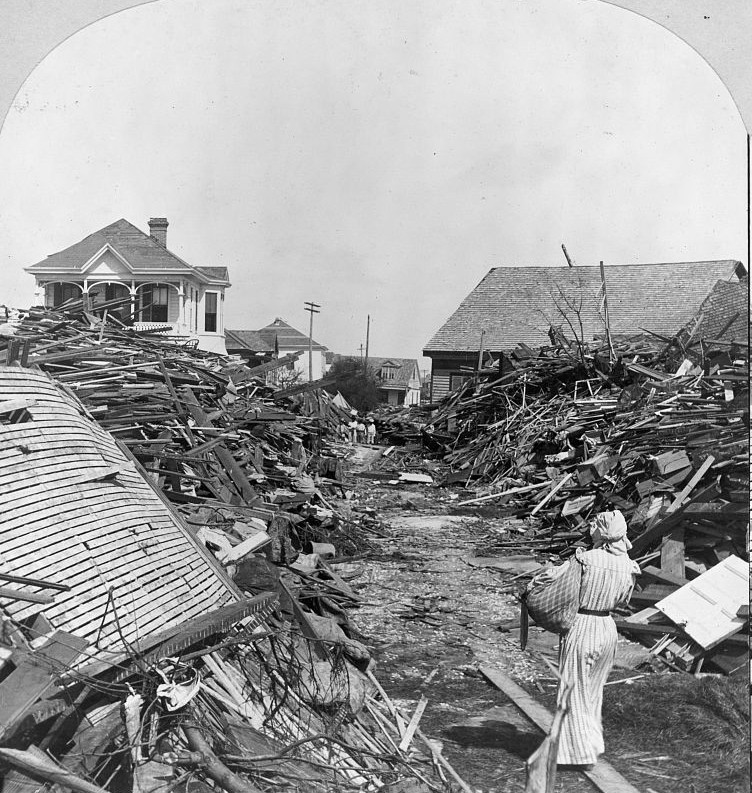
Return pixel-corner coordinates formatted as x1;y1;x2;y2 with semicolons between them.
0;0;746;368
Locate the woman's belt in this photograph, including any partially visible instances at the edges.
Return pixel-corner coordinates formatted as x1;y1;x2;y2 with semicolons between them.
578;608;610;616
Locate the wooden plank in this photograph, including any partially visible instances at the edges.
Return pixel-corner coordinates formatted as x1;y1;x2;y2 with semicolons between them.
398;696;428;752
0;632;89;741
0;586;55;604
638;566;688;588
480;666;642;793
667;455;715;512
660;528;685;578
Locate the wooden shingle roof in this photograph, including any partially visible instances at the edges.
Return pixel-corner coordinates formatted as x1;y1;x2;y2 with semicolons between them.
681;278;749;343
256;318;328;352
424;261;745;354
225;329;274;352
25;218;230;284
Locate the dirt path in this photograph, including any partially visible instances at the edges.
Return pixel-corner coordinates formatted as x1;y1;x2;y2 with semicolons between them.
346;484;598;793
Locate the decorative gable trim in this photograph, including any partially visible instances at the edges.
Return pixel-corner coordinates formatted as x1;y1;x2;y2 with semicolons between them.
81;243;136;275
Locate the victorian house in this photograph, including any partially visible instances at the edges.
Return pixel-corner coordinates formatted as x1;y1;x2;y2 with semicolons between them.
25;217;230;353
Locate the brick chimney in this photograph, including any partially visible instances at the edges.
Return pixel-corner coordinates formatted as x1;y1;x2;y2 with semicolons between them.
148;217;169;247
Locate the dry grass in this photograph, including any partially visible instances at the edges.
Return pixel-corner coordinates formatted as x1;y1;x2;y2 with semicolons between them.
603;673;749;793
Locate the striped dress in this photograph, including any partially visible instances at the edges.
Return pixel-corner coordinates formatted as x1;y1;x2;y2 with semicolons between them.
556;546;639;765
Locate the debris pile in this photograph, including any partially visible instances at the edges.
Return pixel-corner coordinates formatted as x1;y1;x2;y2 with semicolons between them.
425;330;749;675
0;305;458;792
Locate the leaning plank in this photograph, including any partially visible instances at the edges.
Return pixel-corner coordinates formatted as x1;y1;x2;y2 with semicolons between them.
398;696;428;752
480;666;642;793
0;586;55;604
667;455;715;512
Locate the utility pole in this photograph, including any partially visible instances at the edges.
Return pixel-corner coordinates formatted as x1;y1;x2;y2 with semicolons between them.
599;261;615;363
303;301;320;381
364;314;370;372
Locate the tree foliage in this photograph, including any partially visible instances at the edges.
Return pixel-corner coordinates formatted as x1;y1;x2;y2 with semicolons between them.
327;357;380;411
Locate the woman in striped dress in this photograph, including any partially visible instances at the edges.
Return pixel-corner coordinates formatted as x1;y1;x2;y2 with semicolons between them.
556;510;640;767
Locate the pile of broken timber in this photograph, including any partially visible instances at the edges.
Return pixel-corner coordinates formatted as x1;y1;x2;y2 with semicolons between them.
427;331;749;675
1;303;366;559
0;311;457;791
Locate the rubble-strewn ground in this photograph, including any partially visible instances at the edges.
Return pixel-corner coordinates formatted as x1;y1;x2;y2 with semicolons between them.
343;478;749;793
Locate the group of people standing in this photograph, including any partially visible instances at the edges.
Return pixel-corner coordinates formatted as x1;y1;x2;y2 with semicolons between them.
340;410;376;444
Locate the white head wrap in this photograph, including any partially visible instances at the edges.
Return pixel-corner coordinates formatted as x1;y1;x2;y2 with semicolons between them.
590;510;632;554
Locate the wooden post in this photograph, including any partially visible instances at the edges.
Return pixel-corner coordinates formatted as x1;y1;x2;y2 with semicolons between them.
599;261;615;363
476;329;485;382
364;313;370;372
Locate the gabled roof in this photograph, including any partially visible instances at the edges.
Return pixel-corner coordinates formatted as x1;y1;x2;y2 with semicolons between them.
424;261;745;354
681;278;749;344
257;318;328;352
225;329;274;352
25;218;230;285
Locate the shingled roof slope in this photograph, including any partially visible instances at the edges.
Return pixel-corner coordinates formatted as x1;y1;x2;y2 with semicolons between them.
25;218;230;284
257;318;328;352
424;261;744;354
682;278;749;343
225;329;274;352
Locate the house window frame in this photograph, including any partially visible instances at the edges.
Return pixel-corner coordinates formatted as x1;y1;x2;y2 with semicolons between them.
204;290;219;333
139;284;170;323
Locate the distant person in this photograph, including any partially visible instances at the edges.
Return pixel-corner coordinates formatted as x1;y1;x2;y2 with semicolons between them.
348;419;358;443
356;421;366;443
366;420;376;444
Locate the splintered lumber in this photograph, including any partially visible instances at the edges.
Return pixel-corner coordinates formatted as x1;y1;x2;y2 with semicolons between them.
458;480;549;506
667;455;715;512
182;387;257;502
245;350;304;377
415;727;474;793
480;666;642;793
0;632;89;741
530;472;574;516
183;721;265;793
0;747;109;793
629;484;718;556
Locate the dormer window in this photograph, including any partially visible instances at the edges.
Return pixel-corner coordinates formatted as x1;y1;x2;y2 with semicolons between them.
381;365;397;381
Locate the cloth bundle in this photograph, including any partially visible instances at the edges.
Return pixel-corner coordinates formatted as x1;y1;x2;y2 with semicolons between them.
521;556;583;642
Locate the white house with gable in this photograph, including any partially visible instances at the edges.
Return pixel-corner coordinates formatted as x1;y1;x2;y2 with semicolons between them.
25;217;230;354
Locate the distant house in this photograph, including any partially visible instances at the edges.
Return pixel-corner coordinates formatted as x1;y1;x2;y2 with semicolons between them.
369;357;422;406
225;329;275;368
255;318;329;382
25;217;231;353
423;260;746;401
